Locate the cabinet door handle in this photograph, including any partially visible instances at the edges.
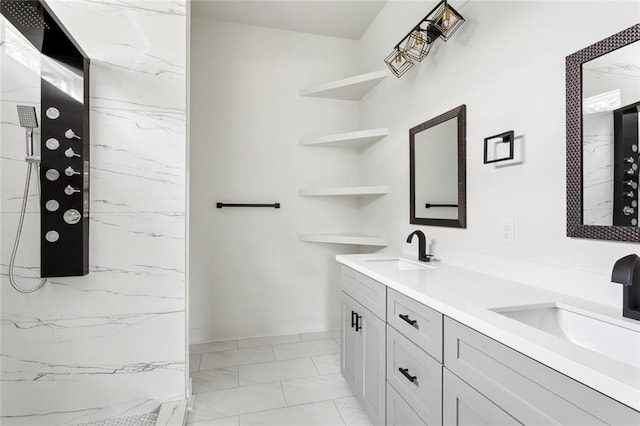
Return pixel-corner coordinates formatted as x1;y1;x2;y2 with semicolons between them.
355;314;362;332
351;311;357;328
399;314;417;326
399;367;417;383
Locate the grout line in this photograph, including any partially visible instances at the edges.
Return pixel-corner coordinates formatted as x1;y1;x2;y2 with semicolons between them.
310;355;322;376
280;381;290;406
332;399;349;426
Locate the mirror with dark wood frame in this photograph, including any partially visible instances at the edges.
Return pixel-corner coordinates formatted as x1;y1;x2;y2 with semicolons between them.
410;104;466;228
566;24;640;241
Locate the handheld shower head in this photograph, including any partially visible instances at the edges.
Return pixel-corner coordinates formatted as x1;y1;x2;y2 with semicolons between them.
16;105;38;129
16;105;38;159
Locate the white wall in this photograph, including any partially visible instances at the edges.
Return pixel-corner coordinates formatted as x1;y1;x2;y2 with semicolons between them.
0;1;186;424
358;1;640;308
189;19;364;342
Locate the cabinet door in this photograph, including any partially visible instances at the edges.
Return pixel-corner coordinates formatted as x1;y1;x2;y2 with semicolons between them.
387;382;427;426
443;369;520;426
360;300;386;425
341;291;386;425
444;318;640;425
341;292;360;394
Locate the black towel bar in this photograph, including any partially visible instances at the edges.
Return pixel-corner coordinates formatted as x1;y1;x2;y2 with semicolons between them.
425;203;458;208
217;202;280;209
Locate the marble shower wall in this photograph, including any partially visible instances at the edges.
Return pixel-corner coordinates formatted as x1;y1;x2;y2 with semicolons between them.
1;1;187;424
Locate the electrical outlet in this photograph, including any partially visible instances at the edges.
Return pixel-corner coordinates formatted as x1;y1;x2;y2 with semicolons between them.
499;217;514;244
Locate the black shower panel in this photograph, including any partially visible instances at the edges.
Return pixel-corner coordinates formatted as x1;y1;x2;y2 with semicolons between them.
1;0;90;277
40;71;90;277
613;101;640;227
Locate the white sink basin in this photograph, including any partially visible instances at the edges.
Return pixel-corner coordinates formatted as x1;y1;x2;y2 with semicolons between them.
492;303;640;367
364;257;431;271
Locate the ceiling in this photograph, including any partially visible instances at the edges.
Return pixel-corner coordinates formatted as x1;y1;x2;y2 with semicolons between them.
190;0;387;40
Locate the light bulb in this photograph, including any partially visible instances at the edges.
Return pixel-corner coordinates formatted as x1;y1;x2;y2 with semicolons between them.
442;8;451;29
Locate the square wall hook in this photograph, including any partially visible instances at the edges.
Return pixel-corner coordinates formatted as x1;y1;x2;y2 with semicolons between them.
484;130;514;164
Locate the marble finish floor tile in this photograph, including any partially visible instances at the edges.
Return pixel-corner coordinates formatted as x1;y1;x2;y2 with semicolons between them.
239;358;318;386
312;353;340;375
191;340;238;355
300;329;340;342
200;346;275;370
239;400;345;426
189;416;240;426
333;396;372;426
281;374;352;406
188;332;368;426
237;334;302;349
188;383;286;423
190;354;202;373
193;367;239;394
272;339;340;361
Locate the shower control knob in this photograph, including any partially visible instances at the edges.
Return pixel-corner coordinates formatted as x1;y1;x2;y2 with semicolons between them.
633;144;639;153
624;206;635;216
64;185;81;195
625;157;636;164
64;129;81;140
45;107;60;120
625;168;636;175
633;201;638;208
64;166;81;176
624;191;635;198
633;219;638;226
45;169;60;181
45;138;60;150
45;230;60;242
45;200;60;212
64;148;81;158
624;180;638;189
63;209;82;225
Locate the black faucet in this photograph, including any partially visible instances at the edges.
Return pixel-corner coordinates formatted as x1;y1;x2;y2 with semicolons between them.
611;254;640;321
406;230;433;262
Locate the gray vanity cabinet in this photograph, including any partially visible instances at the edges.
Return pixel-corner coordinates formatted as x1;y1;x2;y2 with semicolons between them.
341;267;386;425
444;318;640;425
443;368;520;425
340;265;640;426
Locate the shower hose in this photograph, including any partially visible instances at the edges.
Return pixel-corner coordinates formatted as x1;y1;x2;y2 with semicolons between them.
9;162;47;293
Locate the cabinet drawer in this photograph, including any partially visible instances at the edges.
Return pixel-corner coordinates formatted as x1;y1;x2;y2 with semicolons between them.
342;266;386;320
387;288;443;362
387;326;442;425
387;382;426;426
443;368;519;426
444;317;640;425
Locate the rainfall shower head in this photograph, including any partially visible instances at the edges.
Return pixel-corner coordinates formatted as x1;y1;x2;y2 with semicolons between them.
16;105;38;129
0;1;49;30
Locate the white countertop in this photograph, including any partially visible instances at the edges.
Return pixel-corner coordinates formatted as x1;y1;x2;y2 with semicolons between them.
336;254;640;411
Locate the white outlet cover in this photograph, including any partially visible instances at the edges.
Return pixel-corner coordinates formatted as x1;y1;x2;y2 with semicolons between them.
499;217;514;245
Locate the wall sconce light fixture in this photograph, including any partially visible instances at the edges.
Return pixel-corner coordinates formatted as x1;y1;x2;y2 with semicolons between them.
384;0;465;77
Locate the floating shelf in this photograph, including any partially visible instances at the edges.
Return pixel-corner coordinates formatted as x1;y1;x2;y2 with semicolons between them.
300;128;389;148
299;185;389;197
300;70;389;101
299;233;388;247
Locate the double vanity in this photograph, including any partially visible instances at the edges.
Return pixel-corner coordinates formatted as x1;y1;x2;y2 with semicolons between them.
337;254;640;425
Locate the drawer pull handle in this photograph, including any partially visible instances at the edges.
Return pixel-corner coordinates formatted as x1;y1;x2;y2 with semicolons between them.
399;367;417;383
351;311;357;328
355;314;362;332
399;314;418;326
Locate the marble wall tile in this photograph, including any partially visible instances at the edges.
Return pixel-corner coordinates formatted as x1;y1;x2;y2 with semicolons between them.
1;1;187;424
